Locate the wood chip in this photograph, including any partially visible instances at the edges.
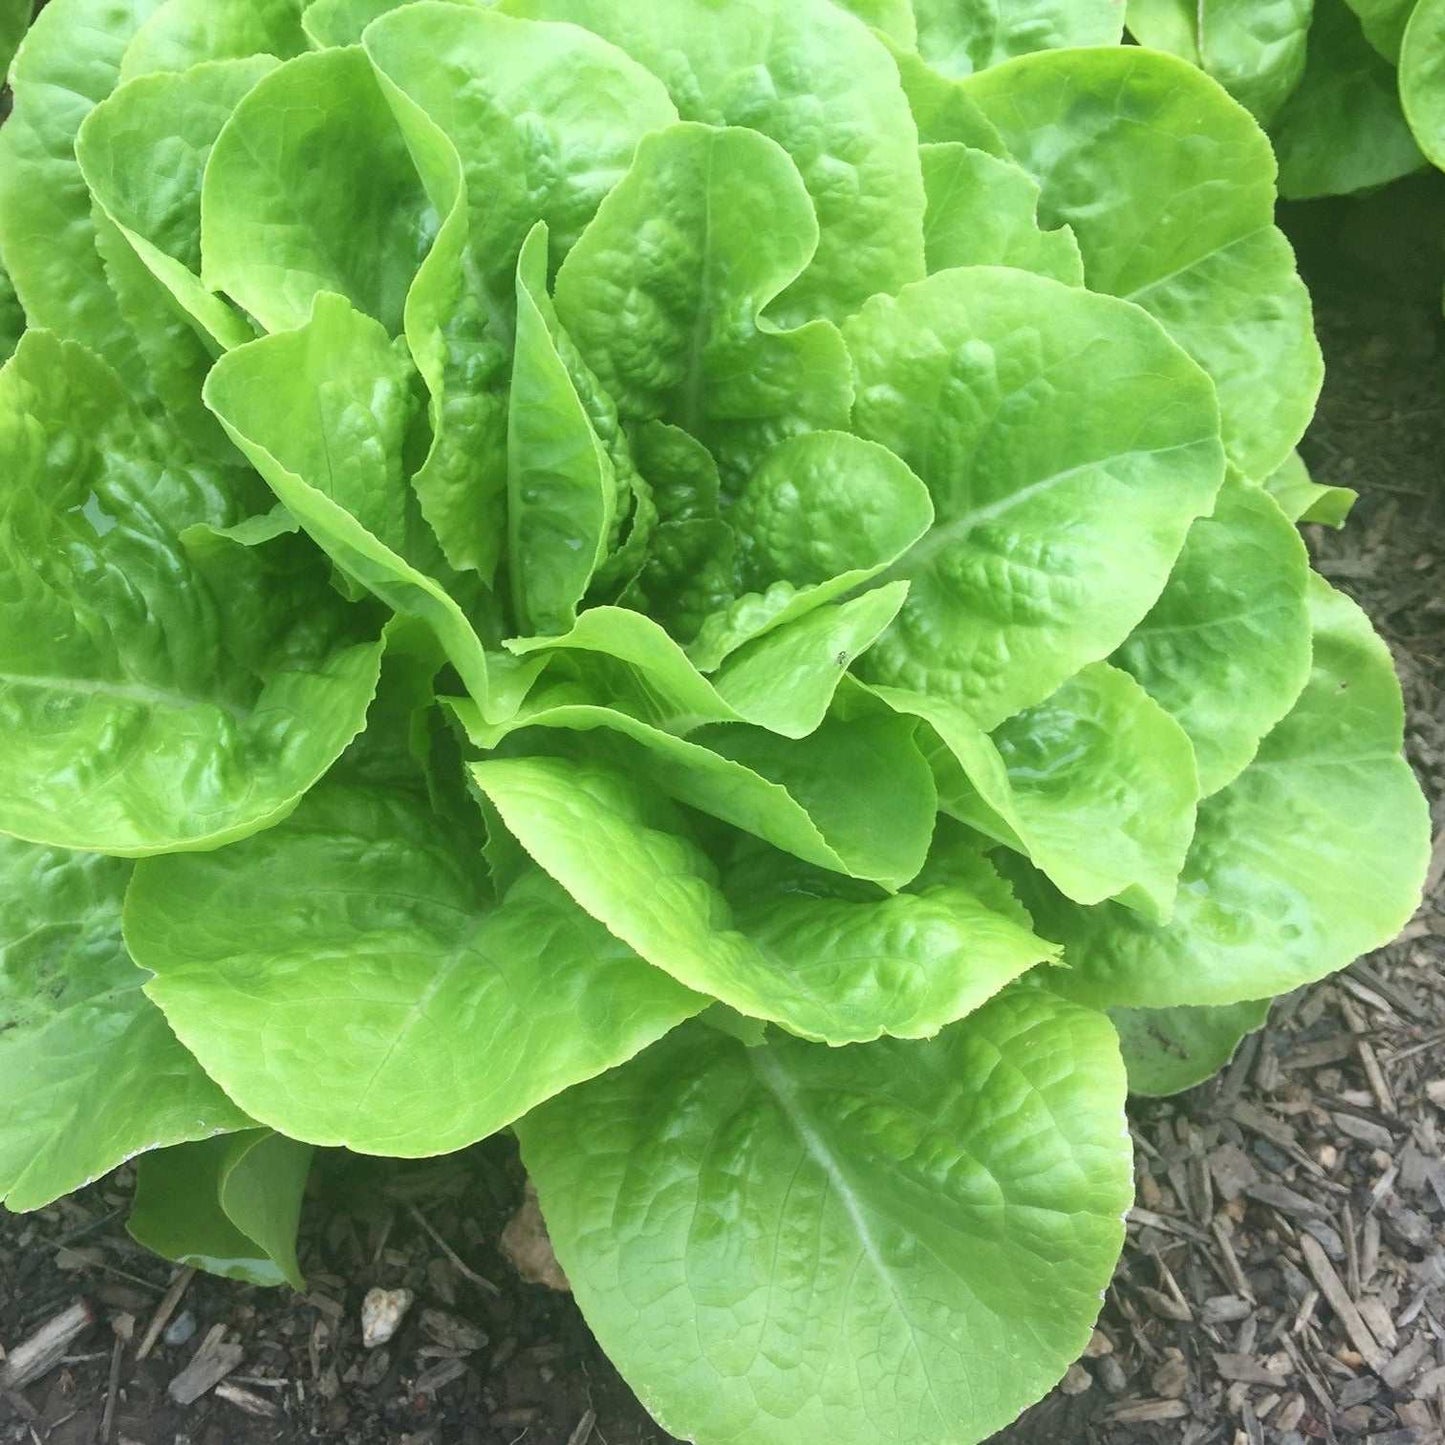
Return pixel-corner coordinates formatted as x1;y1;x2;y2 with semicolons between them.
1299;1234;1389;1373
0;1300;95;1389
212;1381;279;1418
167;1324;244;1405
1107;1399;1190;1423
1380;1331;1434;1390
136;1267;195;1362
566;1409;597;1445
1214;1353;1292;1386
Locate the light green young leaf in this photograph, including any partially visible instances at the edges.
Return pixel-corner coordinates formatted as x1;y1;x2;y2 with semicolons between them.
1402;0;1445;168
204;292;500;712
508;224;615;634
129;783;702;1155
502;0;926;321
304;0;457;46
120;0;307;78
0;0;162;373
1272;0;1426;198
473;755;1056;1043
870;664;1198;922
710;585;910;739
554;123;851;484
887;38;1009;152
1109;999;1271;1097
454;695;936;890
921;143;1085;284
129;1132;311;1289
0;839;252;1213
202;47;435;336
1263;450;1357;527
76;58;273;354
1126;0;1314;125
1023;579;1432;1009
829;0;915;44
1345;0;1417;59
964;46;1323;480
688;433;932;670
1115;476;1313;796
846;266;1223;731
0;331;383;854
518;989;1130;1445
910;0;1125;77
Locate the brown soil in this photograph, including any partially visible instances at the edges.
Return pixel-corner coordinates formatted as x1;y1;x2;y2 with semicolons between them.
3;178;1444;1445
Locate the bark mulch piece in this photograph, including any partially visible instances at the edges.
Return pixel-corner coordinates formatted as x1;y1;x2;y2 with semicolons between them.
4;182;1444;1445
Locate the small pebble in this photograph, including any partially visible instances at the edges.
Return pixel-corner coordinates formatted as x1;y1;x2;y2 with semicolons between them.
163;1310;197;1347
361;1287;414;1349
1059;1363;1093;1396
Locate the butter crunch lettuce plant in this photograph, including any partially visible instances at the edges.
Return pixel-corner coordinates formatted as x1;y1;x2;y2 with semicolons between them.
0;1;1430;1441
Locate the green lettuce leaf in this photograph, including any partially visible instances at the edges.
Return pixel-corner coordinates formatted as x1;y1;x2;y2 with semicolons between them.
518;989;1131;1445
0;330;383;853
1272;0;1426;198
473;754;1057;1042
120;0;308;78
909;0;1125;77
129;1131;311;1289
1125;0;1314;125
1345;0;1417;58
0;838;252;1213
964;46;1323;480
128;782;703;1156
1114;475;1313;796
1402;0;1445;168
1021;578;1431;1008
501;0;927;322
1263;450;1358;527
1109;999;1271;1097
845;265;1223;730
0;0;31;81
921;143;1084;284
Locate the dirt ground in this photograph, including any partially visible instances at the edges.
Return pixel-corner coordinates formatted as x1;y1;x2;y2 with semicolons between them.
2;179;1443;1445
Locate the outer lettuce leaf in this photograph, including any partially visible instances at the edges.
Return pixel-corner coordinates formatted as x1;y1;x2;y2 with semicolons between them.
0;263;22;364
869;664;1199;922
501;0;927;322
1126;0;1314;125
204;293;505;715
76;58;272;354
888;40;1009;152
1264;449;1358;527
554;123;852;485
473;755;1057;1043
1345;0;1418;58
830;0;916;44
202;47;435;336
0;0;30;82
518;990;1131;1445
964;46;1322;481
1272;0;1426;198
1022;579;1431;1008
454;697;938;890
119;0;307;78
129;1131;311;1289
128;783;703;1156
0;839;252;1213
909;0;1125;77
0;331;383;854
1110;999;1271;1097
921;143;1084;285
0;0;163;374
1402;0;1445;168
1114;475;1313;796
845;265;1223;731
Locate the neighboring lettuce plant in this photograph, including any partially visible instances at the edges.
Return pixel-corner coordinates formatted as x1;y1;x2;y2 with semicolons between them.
1128;0;1445;197
0;1;1430;1441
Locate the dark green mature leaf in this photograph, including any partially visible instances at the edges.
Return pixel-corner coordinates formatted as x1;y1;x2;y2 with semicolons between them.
1021;579;1431;1008
502;0;927;322
0;331;383;854
1402;0;1445;167
0;0;31;81
1345;0;1417;58
128;783;703;1155
846;265;1223;730
965;46;1322;480
1109;999;1271;1097
1272;0;1426;197
129;1131;311;1289
519;989;1131;1445
0;838;252;1213
473;754;1055;1043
